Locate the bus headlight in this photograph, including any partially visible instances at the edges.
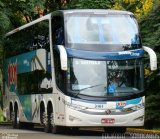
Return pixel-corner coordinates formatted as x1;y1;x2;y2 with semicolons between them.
63;100;87;111
122;103;144;112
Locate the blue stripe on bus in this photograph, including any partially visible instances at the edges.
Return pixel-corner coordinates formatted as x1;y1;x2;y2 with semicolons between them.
66;48;144;60
116;97;142;109
18;51;36;74
71;97;142;109
19;95;32;121
5;51;36;74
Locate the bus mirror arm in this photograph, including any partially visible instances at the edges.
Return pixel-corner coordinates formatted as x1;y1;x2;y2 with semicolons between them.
143;46;157;71
57;45;68;71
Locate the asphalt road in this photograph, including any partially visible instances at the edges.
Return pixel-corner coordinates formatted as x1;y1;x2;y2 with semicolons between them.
0;125;159;139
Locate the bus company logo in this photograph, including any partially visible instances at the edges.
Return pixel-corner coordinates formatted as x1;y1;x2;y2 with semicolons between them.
117;102;126;107
105;109;111;115
118;51;140;56
8;62;17;89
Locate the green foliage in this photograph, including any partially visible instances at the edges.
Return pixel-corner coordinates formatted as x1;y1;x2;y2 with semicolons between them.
0;0;10;67
0;1;10;46
145;95;160;129
1;0;46;27
68;0;114;9
45;0;59;12
139;0;160;96
0;107;4;122
140;0;160;48
139;0;160;129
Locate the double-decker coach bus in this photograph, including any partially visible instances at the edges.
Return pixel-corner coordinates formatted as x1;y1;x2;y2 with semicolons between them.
2;9;157;133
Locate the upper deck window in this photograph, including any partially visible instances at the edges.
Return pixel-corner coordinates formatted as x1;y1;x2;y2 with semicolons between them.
65;13;141;51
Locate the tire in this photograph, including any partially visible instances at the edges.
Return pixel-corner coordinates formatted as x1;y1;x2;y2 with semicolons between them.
104;127;126;133
13;108;20;129
11;110;14;126
50;112;59;134
10;107;13;122
11;107;28;129
42;112;50;133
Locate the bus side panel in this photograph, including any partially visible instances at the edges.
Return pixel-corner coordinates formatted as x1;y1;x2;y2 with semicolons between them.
3;49;49;123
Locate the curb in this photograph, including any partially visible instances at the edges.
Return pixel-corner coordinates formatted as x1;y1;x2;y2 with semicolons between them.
127;128;160;135
81;127;160;135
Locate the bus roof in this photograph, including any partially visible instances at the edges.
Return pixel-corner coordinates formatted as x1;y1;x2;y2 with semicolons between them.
6;14;52;37
6;9;134;37
58;9;134;16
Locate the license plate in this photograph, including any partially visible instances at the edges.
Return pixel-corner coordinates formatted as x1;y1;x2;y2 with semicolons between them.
101;118;115;124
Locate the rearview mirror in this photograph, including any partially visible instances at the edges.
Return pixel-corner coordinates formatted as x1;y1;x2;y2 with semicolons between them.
143;46;157;71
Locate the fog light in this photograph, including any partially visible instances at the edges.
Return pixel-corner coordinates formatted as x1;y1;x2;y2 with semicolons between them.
134;115;144;121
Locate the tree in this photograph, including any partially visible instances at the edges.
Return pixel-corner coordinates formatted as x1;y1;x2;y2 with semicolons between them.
1;0;47;27
0;1;10;47
0;0;10;110
139;0;160;129
111;0;154;19
145;95;160;129
0;0;10;67
67;0;114;9
140;0;160;48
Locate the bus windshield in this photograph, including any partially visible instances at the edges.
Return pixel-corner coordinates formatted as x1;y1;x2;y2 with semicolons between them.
65;14;141;51
67;58;143;97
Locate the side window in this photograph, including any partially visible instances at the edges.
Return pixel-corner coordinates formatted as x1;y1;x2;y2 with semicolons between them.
52;16;64;45
32;20;50;51
5;20;52;95
5;27;34;58
4;20;50;58
17;70;52;95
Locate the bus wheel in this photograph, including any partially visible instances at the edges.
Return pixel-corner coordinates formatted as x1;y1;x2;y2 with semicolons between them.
10;108;14;122
13;108;20;129
50;112;59;134
42;112;50;133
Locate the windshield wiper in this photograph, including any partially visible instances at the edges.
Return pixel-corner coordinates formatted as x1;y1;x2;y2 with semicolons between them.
73;84;105;97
